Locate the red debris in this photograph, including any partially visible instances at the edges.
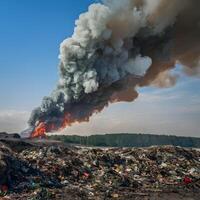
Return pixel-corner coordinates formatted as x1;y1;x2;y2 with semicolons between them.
183;177;192;184
83;172;90;178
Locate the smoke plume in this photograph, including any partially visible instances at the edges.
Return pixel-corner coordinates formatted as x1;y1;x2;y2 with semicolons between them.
27;0;200;135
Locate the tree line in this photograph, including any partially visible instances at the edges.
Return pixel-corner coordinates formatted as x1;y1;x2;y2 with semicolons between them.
49;133;200;148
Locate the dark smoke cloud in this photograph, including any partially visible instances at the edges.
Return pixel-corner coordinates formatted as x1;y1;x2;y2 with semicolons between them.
27;0;200;134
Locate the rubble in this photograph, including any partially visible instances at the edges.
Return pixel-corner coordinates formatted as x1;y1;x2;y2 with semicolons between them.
0;132;20;139
0;139;200;199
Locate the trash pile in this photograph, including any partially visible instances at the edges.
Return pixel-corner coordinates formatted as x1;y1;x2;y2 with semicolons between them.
0;140;200;199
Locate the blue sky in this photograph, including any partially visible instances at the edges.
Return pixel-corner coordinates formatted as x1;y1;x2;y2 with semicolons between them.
0;0;200;137
0;0;95;110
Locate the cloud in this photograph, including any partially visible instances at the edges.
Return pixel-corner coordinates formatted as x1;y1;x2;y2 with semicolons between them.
0;110;30;133
139;92;181;103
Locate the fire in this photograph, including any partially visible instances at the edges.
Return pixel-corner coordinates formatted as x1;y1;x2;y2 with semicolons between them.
49;123;56;131
60;113;71;130
30;114;71;138
31;122;47;138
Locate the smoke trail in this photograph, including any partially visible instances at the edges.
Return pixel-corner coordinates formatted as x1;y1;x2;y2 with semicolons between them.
27;0;200;135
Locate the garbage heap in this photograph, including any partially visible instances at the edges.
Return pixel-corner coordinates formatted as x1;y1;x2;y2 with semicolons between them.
0;141;200;200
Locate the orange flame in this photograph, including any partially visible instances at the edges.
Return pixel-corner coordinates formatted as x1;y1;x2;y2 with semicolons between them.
30;114;72;138
60;113;71;130
31;122;47;138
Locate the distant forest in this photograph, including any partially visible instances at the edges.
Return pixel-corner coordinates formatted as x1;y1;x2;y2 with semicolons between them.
49;133;200;148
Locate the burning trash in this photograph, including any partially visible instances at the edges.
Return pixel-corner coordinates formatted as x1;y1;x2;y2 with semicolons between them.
31;122;47;138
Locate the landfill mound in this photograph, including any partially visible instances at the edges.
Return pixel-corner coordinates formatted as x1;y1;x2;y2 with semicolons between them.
0;139;200;200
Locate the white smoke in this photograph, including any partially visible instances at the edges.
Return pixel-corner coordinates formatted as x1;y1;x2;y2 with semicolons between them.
58;2;150;103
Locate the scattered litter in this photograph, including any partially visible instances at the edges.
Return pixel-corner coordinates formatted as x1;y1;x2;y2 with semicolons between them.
0;142;200;199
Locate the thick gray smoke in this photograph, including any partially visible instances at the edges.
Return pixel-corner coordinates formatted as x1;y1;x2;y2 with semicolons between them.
27;0;200;134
